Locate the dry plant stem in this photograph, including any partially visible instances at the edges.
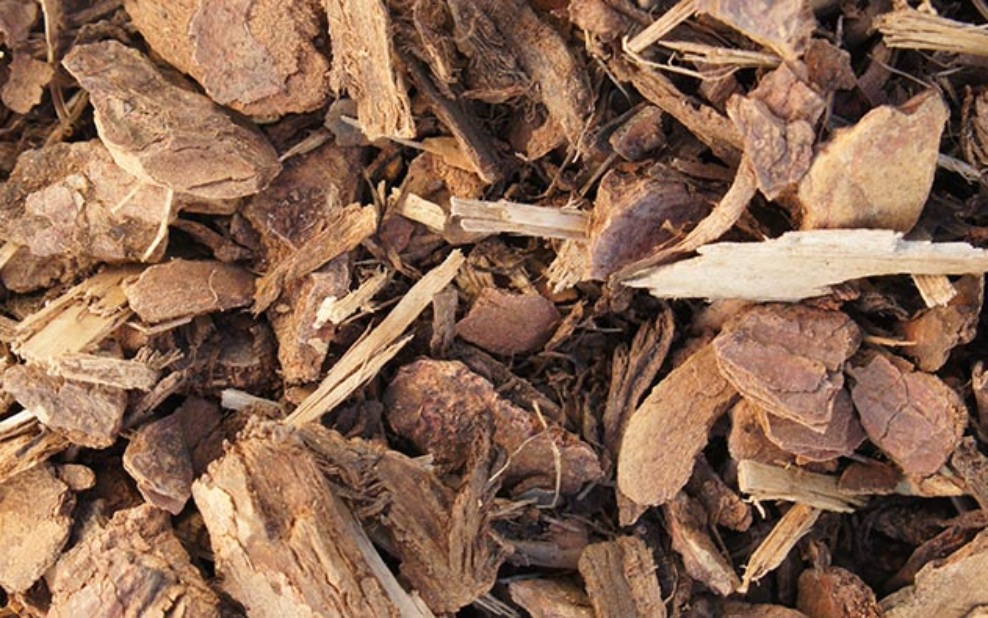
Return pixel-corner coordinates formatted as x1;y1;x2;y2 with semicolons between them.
625;0;697;54
615;156;756;282
739;503;821;594
450;197;590;240
737;460;868;512
395;192;447;234
876;8;988;58
625;230;988;301
287;250;465;425
314;269;390;328
659;41;780;70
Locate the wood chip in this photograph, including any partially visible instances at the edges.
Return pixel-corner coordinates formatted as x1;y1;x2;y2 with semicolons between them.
0;421;68;485
47;504;221;617
737;460;868;512
797;565;883;618
48;353;159;391
713;303;861;432
881;528;988;618
739;503;821;594
578;537;666;618
192;420;432;616
123;259;255;324
4;364;127;449
325;0;414;140
63;40;281;199
456;288;561;356
617;344;739;509
797;91;948;233
123;414;194;515
287;250;465;426
624;230;988;302
848;352;967;476
384;359;602;496
301;424;510;614
665;492;742;596
0;465;74;593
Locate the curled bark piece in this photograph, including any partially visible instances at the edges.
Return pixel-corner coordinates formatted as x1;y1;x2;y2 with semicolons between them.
63;40;281;199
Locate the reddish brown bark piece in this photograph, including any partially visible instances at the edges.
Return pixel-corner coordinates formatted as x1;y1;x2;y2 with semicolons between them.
608;105;666;161
618;344;739;508
456;288;561;356
509;578;593;618
729;399;800;467
325;0;415;140
1;53;54;114
899;274;984;372
0;140;172;263
0;465;74;593
881;528;988;617
192;421;429;616
47;504;221;617
4;364;126;449
301;424;510;614
664;492;742;596
755;391;866;462
685;456;752;532
0;0;37;48
797;90;948;233
949;437;988;510
123;414;194;515
123;259;254;323
726;63;824;200
848;352;967;476
713;304;861;432
188;0;331;115
62;41;281;199
578;537;666;618
385;359;602;496
586;169;710;279
721;601;809;618
696;0;814;60
797;566;882;618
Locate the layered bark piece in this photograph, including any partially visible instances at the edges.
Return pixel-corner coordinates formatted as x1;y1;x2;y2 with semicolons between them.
713;304;861;432
192;421;430;616
0;141;173;263
47;505;221;617
123;260;254;324
577;537;666;618
0;465;74;593
848;352;967;476
63;41;281;199
455;288;561;356
385;359;601;496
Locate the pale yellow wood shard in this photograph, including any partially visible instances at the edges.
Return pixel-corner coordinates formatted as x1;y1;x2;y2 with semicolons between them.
625;229;988;301
450;197;589;240
737;460;868;513
14;267;139;363
739;502;820;594
287;251;465;426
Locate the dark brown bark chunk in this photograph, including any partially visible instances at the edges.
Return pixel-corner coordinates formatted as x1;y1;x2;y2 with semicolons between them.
4;364;127;449
848;352;967;476
755;390;866;462
123;259;254;323
587;169;710;279
664;492;741;596
578;537;666;618
0;465;74;593
509;578;593;618
63;41;281;199
456;288;561;356
618;344;739;508
123;413;194;515
385;359;602;496
797;566;882;618
898;274;983;372
713;304;861;432
47;505;221;617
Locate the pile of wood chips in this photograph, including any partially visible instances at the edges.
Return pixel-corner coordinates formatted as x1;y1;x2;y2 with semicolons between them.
6;0;988;616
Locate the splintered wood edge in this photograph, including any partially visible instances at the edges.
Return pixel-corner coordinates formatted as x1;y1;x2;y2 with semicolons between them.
737;460;868;513
624;229;988;301
739;502;821;594
286;250;465;426
450;197;589;240
876;8;988;57
625;0;697;53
